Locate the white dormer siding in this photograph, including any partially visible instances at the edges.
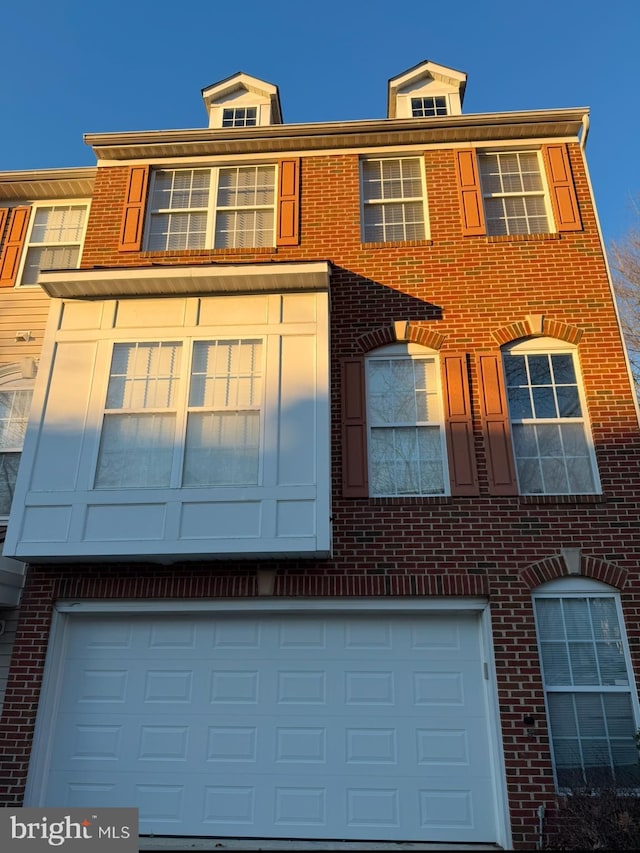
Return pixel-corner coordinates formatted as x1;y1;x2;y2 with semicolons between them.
202;72;283;128
388;60;467;119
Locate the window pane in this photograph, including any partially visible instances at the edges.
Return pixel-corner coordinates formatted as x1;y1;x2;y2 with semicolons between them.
183;411;260;486
95;413;176;488
0;390;33;449
189;340;262;409
106;343;182;409
0;452;21;515
516;455;543;493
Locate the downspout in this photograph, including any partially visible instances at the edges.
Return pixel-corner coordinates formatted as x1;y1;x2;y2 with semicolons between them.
580;111;590;151
537;803;545;849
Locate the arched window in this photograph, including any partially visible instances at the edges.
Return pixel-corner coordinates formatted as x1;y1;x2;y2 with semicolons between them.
365;344;447;497
533;577;640;790
502;337;599;495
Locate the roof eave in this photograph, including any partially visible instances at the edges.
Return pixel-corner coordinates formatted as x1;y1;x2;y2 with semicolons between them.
0;167;97;200
84;109;589;162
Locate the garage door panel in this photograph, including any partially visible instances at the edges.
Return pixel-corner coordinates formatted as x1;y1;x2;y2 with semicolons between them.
35;611;500;843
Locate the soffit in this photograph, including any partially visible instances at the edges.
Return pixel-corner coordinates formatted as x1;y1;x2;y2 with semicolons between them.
0;168;96;201
85;109;587;161
38;260;331;299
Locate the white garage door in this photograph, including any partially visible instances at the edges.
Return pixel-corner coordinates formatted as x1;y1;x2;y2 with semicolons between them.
33;608;500;843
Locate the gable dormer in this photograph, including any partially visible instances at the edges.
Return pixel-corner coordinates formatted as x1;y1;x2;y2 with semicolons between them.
201;72;283;128
387;60;467;119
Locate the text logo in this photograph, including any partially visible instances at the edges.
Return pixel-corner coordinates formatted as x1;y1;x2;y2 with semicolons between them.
0;809;138;851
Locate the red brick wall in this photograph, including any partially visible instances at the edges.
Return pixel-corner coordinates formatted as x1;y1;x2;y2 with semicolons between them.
1;142;639;849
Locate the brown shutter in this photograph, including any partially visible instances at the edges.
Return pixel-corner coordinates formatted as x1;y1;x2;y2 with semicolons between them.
341;358;369;497
118;165;149;251
0;206;31;288
543;144;582;232
276;158;300;246
476;353;518;495
455;149;486;236
441;353;479;496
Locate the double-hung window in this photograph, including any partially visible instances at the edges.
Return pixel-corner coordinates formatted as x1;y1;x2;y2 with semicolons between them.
479;151;550;235
0;386;33;516
366;345;446;496
534;579;640;790
146;165;276;251
503;340;598;494
361;157;427;242
19;203;89;285
95;338;263;489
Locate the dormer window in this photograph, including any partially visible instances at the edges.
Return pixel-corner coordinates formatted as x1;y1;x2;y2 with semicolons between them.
387;60;466;119
202;73;282;128
411;96;448;117
222;107;258;128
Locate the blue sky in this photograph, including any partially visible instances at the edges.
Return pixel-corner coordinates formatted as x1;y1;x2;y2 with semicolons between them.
2;0;638;246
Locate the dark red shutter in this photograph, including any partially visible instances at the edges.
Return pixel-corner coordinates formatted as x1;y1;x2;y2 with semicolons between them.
476;353;518;495
455;149;486;236
441;353;479;495
0;206;31;287
276;158;300;246
543;144;582;232
341;358;369;497
118;165;149;251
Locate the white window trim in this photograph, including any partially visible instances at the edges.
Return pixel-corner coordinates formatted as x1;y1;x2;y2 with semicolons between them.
93;336;267;491
533;577;640;792
410;94;450;117
15;200;91;288
504;337;601;495
221;106;258;127
359;156;430;243
479;149;555;236
145;165;277;251
365;342;448;497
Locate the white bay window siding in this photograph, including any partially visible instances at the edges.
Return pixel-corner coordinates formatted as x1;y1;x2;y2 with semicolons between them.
147;166;276;250
534;580;640;790
4;288;330;560
361;157;427;242
503;340;599;495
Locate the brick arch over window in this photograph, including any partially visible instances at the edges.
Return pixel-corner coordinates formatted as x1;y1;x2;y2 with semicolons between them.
492;317;583;347
356;322;446;353
520;554;628;591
